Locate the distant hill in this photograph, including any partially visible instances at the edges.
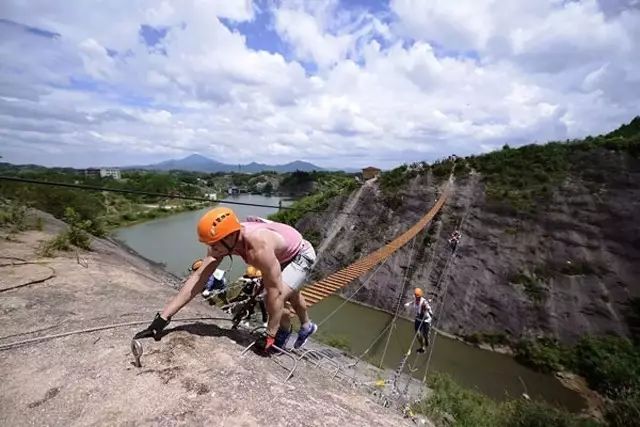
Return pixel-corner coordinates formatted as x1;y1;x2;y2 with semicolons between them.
127;154;328;173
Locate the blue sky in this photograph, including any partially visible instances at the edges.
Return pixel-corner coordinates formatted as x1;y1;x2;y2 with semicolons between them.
0;0;638;169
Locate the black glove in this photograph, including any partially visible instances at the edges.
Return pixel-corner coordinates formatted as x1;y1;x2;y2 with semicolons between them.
134;313;170;341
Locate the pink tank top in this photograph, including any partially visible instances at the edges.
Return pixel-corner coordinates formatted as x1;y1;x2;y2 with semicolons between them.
236;220;303;264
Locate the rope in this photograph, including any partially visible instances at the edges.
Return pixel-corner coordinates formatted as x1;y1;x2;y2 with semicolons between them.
0;175;365;217
378;235;418;368
422;185;475;383
0;316;232;351
316;257;391;329
345;321;394;368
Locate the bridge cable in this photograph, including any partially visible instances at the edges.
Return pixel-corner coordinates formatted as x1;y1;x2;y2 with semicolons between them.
378;235;418;368
421;184;475;384
0;175;366;217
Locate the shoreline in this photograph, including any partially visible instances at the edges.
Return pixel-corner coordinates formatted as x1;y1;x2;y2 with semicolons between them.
327;293;598;414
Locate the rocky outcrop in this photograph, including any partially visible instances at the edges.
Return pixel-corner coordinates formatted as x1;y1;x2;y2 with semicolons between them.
298;148;640;344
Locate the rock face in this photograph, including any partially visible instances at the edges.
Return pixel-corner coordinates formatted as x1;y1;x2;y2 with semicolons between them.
298;149;640;344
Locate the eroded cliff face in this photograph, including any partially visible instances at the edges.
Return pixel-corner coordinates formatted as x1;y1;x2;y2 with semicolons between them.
297;148;640;344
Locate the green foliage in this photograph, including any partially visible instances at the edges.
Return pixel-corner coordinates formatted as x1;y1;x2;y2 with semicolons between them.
604;391;640;427
469;142;570;213
514;338;569;373
36;207;94;256
0;200;28;232
416;373;498;427
431;159;455;179
514;335;640;419
63;207;92;250
269;174;358;226
509;270;547;303
454;160;471;178
38;232;71;257
605;116;640;139
500;400;600;427
571;336;640;398
414;373;596;427
467;117;640;213
379;164;410;193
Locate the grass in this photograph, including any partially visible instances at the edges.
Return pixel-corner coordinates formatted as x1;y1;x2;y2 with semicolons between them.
37;232;72;257
37;207;93;256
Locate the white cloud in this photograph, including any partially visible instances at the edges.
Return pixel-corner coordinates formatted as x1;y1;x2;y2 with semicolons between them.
0;0;638;169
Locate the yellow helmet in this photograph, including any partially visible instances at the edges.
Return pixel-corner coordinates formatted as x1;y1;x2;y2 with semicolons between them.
190;259;203;271
245;265;262;278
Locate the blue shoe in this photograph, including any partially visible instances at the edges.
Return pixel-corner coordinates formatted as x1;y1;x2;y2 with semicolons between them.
294;323;318;349
274;326;292;349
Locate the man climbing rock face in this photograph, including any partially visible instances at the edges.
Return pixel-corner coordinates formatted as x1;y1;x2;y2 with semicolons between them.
135;207;318;352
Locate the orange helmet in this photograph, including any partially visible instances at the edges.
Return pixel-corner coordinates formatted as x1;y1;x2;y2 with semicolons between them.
197;207;241;245
414;288;424;298
190;259;203;271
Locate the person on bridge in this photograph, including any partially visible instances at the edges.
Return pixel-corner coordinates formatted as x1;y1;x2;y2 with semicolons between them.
448;230;461;251
134;207;318;352
404;288;434;353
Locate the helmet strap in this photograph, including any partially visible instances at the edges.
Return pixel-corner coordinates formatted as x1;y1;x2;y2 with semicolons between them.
220;231;239;256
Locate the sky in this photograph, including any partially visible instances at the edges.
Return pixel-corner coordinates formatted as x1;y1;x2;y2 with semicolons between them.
0;0;638;169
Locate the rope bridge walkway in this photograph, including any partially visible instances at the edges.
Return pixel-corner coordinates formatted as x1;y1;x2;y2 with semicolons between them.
300;188;449;307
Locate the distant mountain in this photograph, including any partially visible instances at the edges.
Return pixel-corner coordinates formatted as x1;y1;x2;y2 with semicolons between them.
127;154;328;173
133;154;226;172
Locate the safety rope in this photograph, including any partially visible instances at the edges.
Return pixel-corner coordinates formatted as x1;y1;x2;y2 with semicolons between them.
0;316;232;351
422;184;475;383
345;321;394;369
378;235;418;368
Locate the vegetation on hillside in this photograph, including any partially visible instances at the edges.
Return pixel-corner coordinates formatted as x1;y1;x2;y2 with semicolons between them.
268;172;359;227
414;373;600;427
0;165;314;232
508;336;640;424
466;117;640;213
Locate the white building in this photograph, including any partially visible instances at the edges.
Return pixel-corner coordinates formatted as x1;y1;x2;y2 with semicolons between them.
99;168;121;180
